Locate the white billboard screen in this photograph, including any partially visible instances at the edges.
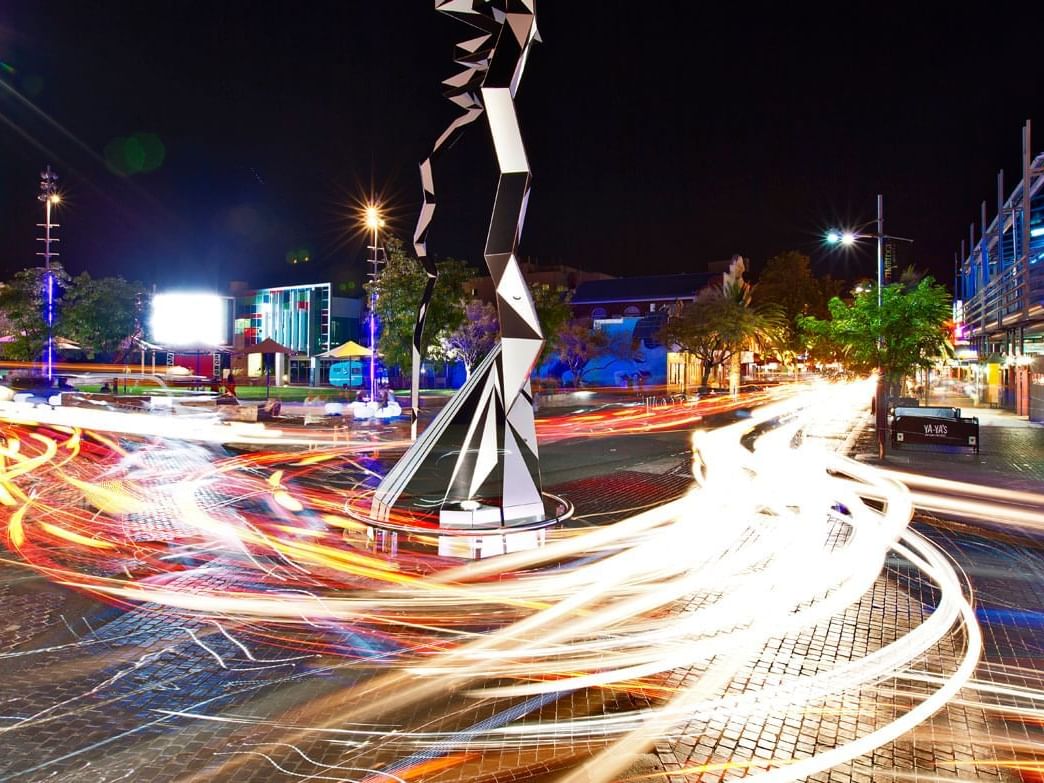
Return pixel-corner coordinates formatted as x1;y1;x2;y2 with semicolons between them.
151;293;225;346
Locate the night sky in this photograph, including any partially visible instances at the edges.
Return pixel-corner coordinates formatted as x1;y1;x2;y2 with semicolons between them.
1;1;1041;294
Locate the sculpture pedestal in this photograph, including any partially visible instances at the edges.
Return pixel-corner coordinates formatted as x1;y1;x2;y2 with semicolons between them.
437;528;548;560
345;492;571;561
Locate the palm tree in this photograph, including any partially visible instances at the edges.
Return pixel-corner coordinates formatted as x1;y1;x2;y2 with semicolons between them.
716;258;785;392
663;257;784;392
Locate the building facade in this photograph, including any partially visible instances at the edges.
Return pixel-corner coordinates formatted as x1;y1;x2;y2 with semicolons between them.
956;121;1044;420
534;272;720;389
231;283;362;382
570;272;714;320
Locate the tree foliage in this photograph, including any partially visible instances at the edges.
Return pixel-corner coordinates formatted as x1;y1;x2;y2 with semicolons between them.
661;259;783;388
529;283;573;362
799;276;951;391
365;236;473;372
439;300;498;379
752;251;839;359
0;265;146;362
0;264;71;361
62;272;146;358
557;320;608;386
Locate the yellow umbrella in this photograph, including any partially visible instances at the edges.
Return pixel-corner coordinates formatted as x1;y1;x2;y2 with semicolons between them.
318;340;373;389
318;340;372;359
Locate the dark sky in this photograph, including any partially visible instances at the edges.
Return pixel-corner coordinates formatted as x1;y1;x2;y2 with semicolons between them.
1;1;1041;293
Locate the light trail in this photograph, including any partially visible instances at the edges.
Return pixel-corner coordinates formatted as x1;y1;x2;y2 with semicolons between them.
0;378;1032;781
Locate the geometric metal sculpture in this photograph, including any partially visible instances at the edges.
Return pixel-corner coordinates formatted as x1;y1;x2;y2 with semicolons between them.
372;0;547;528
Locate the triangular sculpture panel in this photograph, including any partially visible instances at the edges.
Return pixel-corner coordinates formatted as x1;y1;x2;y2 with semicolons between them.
373;0;546;527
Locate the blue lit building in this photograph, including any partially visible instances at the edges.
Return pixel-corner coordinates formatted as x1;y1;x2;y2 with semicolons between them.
956;121;1044;419
536;271;718;388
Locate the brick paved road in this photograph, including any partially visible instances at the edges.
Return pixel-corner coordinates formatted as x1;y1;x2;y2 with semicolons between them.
1;398;1043;781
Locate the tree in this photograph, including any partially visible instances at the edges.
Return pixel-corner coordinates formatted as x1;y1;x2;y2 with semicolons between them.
753;251;837;360
799;276;951;395
62;273;145;358
439;300;498;380
557;320;608;387
662;258;783;390
529;283;573;361
0;264;71;361
366;236;474;374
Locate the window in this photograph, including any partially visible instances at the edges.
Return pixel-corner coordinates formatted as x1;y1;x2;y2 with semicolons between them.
591;307;607;319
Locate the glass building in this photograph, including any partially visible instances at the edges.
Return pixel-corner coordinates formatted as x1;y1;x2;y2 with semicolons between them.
956;121;1044;419
232;283;362;382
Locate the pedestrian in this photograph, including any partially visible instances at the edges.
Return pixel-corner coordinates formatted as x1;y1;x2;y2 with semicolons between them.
225;372;237;397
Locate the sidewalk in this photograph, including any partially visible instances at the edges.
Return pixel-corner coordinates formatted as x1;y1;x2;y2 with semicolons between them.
851;393;1044;493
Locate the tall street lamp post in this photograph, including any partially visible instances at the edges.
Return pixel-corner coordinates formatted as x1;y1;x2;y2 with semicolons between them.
825;194;913;459
36;166;61;381
365;204;385;404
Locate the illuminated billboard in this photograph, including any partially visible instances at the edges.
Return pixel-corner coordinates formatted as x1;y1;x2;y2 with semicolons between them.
150;293;226;346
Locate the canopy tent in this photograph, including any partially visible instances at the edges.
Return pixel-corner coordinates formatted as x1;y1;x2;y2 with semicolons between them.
316;340;372;359
233;338;293;388
238;338;292;355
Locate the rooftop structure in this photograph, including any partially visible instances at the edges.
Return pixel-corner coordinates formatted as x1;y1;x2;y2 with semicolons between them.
571;272;715;319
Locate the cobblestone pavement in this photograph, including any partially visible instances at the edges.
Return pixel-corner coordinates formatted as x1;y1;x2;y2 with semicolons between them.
868;396;1044;492
0;430;694;782
1;399;1043;781
643;403;1044;783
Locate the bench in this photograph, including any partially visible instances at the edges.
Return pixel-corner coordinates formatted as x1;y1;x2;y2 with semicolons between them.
891;406;979;453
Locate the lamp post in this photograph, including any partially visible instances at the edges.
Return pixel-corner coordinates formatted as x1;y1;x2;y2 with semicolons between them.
825;194;913;459
36;166;61;381
364;204;385;404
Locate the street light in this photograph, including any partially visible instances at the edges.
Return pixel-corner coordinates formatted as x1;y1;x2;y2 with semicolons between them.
826;230;857;247
36;165;61;381
364;202;385;404
824;195;913;459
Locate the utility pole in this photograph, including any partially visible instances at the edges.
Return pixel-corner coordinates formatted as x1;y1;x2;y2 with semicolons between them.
365;205;385;404
875;194;886;459
36;166;61;381
826;195;912;459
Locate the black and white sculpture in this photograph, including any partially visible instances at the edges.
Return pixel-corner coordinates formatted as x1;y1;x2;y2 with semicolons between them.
372;0;548;529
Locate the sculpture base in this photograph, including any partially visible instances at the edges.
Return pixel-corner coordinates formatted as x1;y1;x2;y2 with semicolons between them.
436;527;548;560
440;500;549;529
343;492;572;561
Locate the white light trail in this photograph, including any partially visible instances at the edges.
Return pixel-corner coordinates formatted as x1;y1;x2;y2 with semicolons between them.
0;378;990;781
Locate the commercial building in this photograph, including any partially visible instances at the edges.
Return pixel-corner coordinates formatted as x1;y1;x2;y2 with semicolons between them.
231;282;363;383
535;271;720;388
956;120;1044;420
569;272;714;320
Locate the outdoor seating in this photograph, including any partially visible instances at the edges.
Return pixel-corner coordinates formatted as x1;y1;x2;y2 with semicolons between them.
374;400;403;419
